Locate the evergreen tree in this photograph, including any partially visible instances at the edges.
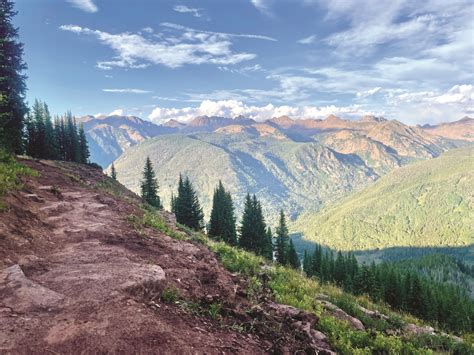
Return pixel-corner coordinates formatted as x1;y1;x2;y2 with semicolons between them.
174;174;204;230
53;116;66;160
208;181;237;245
238;193;267;256
275;209;289;265
42;102;58;159
263;227;273;260
0;0;27;153
110;162;117;180
312;245;323;277
170;192;176;214
30;99;45;158
140;157;162;209
303;250;312;276
24;112;35;157
64;112;79;162
78;123;89;163
287;239;300;269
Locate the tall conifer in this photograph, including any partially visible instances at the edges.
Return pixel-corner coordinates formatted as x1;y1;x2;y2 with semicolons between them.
140;157;161;209
0;0;27;153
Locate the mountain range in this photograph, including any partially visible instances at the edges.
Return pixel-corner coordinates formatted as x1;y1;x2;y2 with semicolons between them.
84;114;472;168
101;114;472;224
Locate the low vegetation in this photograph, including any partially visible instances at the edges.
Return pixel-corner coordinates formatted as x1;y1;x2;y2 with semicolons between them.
0;150;37;208
206;239;472;353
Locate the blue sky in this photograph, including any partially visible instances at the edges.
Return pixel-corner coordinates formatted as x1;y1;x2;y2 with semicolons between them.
16;0;474;125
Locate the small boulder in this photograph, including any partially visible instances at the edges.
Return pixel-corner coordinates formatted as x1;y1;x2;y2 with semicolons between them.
319;300;365;331
0;264;64;313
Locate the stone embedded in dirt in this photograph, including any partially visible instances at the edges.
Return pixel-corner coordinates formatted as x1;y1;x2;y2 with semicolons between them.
0;264;64;313
266;301;335;354
357;305;389;321
22;193;44;203
315;293;330;301
404;323;435;336
318;300;365;331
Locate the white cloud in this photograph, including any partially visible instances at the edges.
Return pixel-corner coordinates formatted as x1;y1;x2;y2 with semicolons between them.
108;109;124;116
251;0;273;15
297;35;317;45
60;23;274;69
173;5;203;18
66;0;98;13
147;99;376;123
102;88;152;94
356;87;382;98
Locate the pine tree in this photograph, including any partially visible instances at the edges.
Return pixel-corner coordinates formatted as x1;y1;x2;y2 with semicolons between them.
275;209;289;265
53;116;66;160
238;194;267;256
140;157;162;209
287;239;300;269
0;0;27;153
263;227;273;260
303;250;312;276
31;99;45;158
42;102;58;159
209;181;237;245
24;112;35;157
78;123;89;163
174;175;203;230
170;192;176;214
110;162;117;180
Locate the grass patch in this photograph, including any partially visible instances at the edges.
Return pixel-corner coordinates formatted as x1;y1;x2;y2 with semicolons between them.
207;239;472;353
161;286;181;304
0;150;38;209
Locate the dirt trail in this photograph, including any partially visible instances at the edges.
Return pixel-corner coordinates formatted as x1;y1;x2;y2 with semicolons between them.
0;160;333;354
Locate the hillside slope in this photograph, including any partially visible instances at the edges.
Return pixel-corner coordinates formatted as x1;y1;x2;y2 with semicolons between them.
0;158;334;353
293;146;474;252
1;158;470;353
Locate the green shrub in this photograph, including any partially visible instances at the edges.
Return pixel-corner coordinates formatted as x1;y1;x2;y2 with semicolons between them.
161;287;180;303
0;150;38;208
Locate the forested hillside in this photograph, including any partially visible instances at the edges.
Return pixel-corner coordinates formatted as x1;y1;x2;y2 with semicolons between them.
112;115;459;223
293;146;474;253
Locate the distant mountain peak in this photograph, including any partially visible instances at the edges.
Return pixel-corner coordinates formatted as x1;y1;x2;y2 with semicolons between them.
162;119;185;128
325;114;344;122
360;115;387;123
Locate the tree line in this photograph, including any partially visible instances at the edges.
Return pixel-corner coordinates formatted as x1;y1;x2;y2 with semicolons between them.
0;2;89;164
137;157;299;268
302;246;473;333
25;99;89;163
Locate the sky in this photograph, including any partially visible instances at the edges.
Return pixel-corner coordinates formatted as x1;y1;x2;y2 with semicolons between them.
15;0;474;125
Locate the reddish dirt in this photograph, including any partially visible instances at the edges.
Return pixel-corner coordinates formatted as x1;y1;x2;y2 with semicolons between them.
0;159;333;354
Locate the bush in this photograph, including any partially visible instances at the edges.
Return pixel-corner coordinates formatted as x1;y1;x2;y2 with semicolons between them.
0;150;37;208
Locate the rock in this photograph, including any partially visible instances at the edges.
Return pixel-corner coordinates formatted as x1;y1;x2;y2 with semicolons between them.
357;305;389;321
22;193;44;203
404;323;435;336
266;301;335;354
0;264;64;313
319;301;365;331
315;293;330;301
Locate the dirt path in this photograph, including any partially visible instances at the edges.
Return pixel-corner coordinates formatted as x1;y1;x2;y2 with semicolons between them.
0;160;333;354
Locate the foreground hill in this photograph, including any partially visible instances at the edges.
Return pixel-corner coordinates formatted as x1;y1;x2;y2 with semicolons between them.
113;115;455;223
0;156;470;353
293;147;474;253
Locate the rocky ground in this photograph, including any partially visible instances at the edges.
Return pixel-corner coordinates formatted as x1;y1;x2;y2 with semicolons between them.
0;159;334;354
